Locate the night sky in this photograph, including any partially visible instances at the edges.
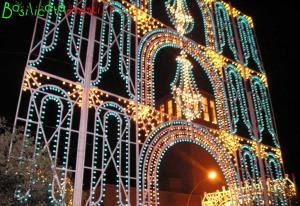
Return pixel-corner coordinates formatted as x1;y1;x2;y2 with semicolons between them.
0;0;299;191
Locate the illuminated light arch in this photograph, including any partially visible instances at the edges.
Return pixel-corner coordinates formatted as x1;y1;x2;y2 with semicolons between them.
68;1;134;98
265;153;283;180
92;2;132;94
10;0;294;205
214;2;239;61
250;75;279;147
138;121;240;205
265;153;287;206
237;16;263;72
67;0;87;83
15;85;72;204
224;64;253;138
29;0;65;67
91;102;130;205
239;145;259;182
138;0;216;48
137;29;230;130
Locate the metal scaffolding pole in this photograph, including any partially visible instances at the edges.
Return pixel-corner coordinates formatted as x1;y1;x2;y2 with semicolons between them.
73;12;97;206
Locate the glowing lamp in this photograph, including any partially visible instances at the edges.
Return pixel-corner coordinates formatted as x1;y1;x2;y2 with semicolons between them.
208;171;217;180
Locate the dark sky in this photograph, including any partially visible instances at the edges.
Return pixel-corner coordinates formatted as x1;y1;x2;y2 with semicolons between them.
0;0;299;189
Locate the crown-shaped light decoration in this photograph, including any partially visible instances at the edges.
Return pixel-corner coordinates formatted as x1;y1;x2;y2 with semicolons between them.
171;51;203;121
165;0;194;35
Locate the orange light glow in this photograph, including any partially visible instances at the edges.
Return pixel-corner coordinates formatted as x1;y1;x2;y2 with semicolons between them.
208;171;217;180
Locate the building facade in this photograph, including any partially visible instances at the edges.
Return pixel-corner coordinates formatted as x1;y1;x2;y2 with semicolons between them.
10;0;295;205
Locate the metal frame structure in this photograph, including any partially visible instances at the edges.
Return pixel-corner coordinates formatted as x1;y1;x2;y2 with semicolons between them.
9;0;294;205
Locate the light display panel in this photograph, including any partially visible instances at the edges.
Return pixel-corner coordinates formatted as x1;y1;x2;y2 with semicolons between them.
9;0;295;205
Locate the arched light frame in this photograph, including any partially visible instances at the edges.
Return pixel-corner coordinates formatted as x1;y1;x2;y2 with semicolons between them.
265;152;287;206
92;2;134;100
29;0;66;67
224;64;253;138
265;153;283;180
239;145;260;182
237;15;263;72
214;2;239;61
91;102;130;206
137;29;231;131
15;85;72;204
239;145;262;206
138;121;241;205
250;75;279;147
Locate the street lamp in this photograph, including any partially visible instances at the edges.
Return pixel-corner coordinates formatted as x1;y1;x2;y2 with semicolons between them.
208;171;217;180
186;170;218;206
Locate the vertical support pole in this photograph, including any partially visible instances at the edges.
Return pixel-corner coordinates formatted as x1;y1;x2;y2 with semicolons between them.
73;11;97;206
230;9;270;206
233;150;245;206
11;7;40;157
134;7;141;206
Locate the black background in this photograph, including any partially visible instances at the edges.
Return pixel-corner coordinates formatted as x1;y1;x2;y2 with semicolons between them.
0;0;299;191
